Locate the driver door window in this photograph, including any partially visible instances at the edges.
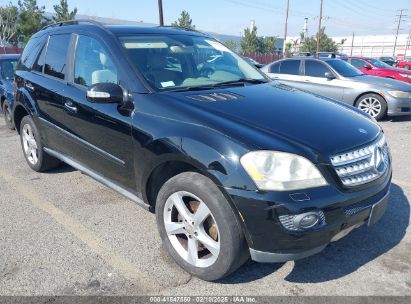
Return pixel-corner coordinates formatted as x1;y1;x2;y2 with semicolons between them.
74;35;118;87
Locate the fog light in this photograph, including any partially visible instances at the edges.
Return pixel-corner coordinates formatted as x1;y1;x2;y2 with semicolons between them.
293;212;320;229
278;211;324;231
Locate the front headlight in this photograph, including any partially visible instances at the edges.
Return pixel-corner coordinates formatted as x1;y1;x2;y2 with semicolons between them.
387;90;411;98
399;73;411;79
240;151;327;191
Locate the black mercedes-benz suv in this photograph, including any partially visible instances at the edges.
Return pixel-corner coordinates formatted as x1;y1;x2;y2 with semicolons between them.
13;20;392;281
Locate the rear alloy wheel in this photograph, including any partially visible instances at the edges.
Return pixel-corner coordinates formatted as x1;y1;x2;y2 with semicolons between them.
19;116;61;172
156;172;249;281
2;101;14;130
356;94;387;121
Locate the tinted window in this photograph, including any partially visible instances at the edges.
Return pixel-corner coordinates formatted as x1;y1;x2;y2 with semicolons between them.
269;62;280;73
304;60;330;77
18;36;46;71
33;43;46;73
44;34;71;79
74;35;118;87
0;60;18;80
350;59;366;68
279;60;300;75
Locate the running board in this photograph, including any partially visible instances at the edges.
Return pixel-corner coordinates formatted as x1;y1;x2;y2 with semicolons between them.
43;147;150;210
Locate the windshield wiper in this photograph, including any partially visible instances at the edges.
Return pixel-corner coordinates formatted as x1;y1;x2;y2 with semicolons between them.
163;78;268;93
214;78;269;87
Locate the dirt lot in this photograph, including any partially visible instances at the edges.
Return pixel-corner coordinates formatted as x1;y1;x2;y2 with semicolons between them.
0;115;410;297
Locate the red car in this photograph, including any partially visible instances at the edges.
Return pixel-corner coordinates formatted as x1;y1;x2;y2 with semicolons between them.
396;56;411;70
342;56;411;84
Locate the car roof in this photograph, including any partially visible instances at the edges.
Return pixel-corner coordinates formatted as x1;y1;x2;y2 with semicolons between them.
38;20;210;38
0;54;20;60
278;57;340;62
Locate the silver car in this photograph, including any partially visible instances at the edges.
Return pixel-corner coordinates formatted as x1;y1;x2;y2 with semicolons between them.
261;57;411;120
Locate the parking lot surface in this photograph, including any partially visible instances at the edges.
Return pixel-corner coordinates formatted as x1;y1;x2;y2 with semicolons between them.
0;115;410;296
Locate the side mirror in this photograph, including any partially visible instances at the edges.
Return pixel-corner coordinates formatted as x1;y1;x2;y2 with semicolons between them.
324;72;335;80
364;64;373;70
86;83;124;103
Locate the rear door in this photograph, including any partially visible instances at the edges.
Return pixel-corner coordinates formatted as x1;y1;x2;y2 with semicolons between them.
30;34;73;144
298;59;344;100
266;59;302;86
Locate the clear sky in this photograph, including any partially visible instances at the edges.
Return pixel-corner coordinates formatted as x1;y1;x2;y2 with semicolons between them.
2;0;411;37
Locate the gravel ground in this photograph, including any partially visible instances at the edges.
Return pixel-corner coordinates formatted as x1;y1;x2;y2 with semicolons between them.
0;115;410;297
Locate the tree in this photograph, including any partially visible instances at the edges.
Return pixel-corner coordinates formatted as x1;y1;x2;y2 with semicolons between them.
261;36;277;53
0;3;18;46
17;0;48;42
171;10;195;29
52;0;77;22
300;27;339;53
224;40;238;52
240;26;262;54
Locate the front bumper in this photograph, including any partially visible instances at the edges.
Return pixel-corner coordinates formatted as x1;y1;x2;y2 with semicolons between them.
385;94;411;116
225;169;392;263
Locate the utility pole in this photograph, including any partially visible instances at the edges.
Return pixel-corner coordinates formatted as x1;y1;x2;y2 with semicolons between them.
283;0;290;57
316;0;323;54
393;9;408;56
406;27;411;53
158;0;164;26
350;32;355;56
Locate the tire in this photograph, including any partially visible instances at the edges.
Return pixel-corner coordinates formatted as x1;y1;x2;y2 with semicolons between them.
156;172;249;281
2;101;15;130
19;115;61;172
404;65;410;70
355;93;387;121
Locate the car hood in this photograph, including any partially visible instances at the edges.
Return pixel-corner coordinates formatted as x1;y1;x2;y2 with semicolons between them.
349;74;411;90
164;82;381;159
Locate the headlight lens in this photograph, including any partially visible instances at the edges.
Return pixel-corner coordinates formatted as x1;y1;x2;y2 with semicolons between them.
399;73;411;79
387;90;411;98
240;151;327;191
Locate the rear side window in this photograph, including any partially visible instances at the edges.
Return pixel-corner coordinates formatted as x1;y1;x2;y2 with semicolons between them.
18;36;46;71
350;59;366;69
279;60;300;75
304;60;331;77
33;43;46;73
269;62;280;73
44;34;71;80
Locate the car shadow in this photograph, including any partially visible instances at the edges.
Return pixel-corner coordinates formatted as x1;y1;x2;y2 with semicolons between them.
219;183;409;284
385;115;411;122
47;163;76;174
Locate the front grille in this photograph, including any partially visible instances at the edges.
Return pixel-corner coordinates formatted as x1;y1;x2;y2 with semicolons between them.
330;134;389;187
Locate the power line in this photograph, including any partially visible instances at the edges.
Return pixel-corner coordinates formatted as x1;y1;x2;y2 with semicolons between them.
393;9;408;56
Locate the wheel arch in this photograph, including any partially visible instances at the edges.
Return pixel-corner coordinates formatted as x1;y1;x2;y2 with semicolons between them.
354;91;386;106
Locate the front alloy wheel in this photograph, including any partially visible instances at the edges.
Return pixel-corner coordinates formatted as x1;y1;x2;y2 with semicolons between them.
156;172;249;281
356;94;387;121
164;191;220;268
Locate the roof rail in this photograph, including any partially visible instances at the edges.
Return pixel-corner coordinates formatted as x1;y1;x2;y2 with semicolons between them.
159;25;205;34
41;19;106;31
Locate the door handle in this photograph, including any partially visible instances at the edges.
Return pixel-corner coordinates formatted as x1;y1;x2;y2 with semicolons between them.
25;81;34;91
64;100;78;113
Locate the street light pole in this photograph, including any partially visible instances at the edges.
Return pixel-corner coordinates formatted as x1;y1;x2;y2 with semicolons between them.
158;0;164;26
283;0;290;57
316;0;323;54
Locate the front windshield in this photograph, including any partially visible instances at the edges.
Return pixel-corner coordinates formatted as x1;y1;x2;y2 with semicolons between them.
327;59;363;77
0;59;18;80
366;58;391;68
118;35;266;91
